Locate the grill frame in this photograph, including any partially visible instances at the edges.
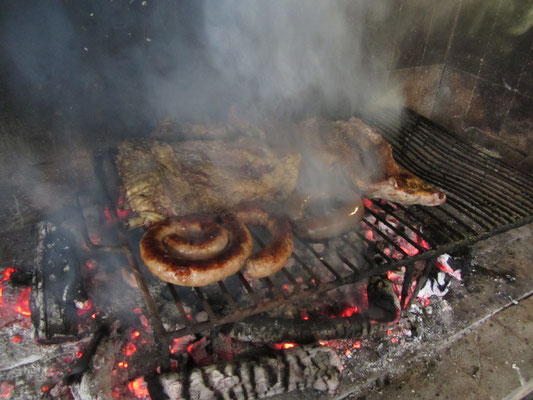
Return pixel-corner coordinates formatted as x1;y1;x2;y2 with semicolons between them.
77;108;533;365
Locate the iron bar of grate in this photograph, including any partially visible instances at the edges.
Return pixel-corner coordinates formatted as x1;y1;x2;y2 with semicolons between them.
377;111;533;203
370;112;533;214
375;202;437;246
408;203;475;239
395;146;513;225
291;255;323;285
193;287;217;324
296;238;343;280
235;271;261;306
280;267;302;293
411;113;533;194
217;281;239;313
346;233;393;265
262;276;286;300
405;257;436;311
395;156;500;230
413;133;533;212
401;129;533;216
399;265;415;310
365;206;426;253
335;250;361;274
168;284;197;325
361;218;410;258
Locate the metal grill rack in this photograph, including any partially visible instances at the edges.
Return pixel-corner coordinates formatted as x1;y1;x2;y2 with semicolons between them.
78;108;533;365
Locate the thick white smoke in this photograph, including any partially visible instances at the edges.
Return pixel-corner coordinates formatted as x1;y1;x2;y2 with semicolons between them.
148;0;402;121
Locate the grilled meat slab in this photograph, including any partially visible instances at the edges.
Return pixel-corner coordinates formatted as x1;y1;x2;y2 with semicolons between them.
297;117;446;206
117;139;301;227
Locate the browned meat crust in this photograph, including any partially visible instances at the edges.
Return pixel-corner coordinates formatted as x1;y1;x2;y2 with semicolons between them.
140;213;253;287
117;138;301;227
234;206;293;278
297;117;446;206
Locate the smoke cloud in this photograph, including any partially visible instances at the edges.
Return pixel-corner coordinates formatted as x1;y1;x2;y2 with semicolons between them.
0;0;401;129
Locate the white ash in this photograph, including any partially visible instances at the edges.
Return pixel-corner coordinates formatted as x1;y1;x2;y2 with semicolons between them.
416;272;451;300
437;254;462;281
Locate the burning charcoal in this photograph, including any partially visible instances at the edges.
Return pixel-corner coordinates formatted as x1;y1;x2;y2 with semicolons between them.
70;325;121;400
212;333;234;361
366;276;400;323
64;325;110;385
31;221;90;343
188;337;213;366
155;345;342;399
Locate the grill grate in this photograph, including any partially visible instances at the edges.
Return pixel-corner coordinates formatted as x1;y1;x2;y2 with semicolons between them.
79;109;533;362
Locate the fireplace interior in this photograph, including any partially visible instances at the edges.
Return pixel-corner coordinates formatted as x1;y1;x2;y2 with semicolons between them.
1;1;533;399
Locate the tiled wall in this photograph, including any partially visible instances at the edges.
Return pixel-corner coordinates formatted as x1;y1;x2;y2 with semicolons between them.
386;0;533;161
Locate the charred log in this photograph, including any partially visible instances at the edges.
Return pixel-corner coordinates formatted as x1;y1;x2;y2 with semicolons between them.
229;314;368;343
366;276;400;322
155;345;342;399
30;221;89;343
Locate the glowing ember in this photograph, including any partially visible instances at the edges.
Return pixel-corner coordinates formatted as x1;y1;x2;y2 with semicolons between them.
436;254;462;280
76;352;83;359
417;236;431;250
363;198;373;208
91;313;97;319
0;382;14;398
11;336;21;344
89;233;101;245
131;330;141;339
390;337;398;343
84;260;96;269
0;268;16;283
76;298;92;316
128;377;150;398
399;243;419;256
117;209;129;219
14;287;31;316
339;306;359;318
140;315;149;328
352;340;361;349
272;342;297;350
133;308;143;314
170;338;184;355
186;343;194;354
41;386;50;392
300;310;309;320
123;342;137;357
344;349;352;356
104;207;113;223
386;329;393;335
364;230;374;241
117;361;129;368
318;340;328;346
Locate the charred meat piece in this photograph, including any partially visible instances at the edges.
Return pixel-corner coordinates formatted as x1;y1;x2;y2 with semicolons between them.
297;117;446;206
117;138;301;227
